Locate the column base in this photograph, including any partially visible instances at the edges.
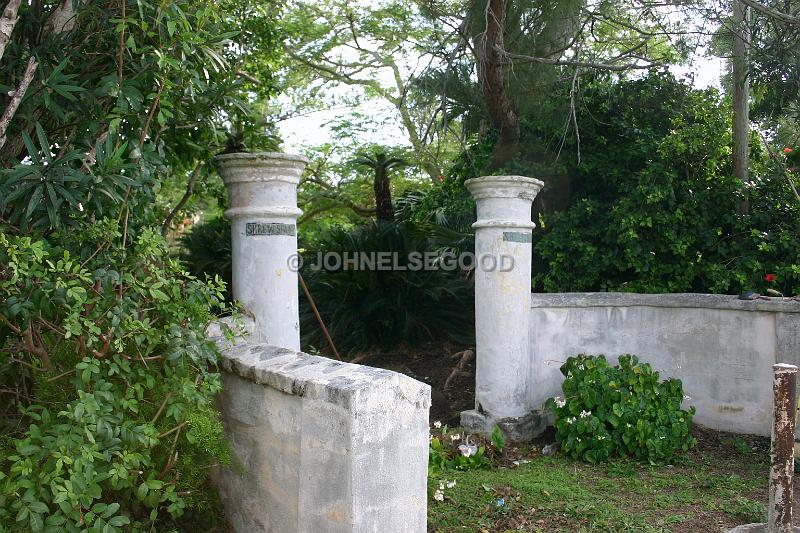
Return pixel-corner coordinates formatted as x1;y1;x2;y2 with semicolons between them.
460;409;548;442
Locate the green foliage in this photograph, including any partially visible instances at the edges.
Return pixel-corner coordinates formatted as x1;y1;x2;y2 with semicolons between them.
181;216;232;303
0;0;283;234
428;425;495;473
0;224;232;531
300;220;474;355
548;355;696;465
533;73;800;295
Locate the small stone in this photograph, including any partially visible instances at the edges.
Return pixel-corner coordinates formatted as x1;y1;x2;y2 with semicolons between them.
542;443;559;456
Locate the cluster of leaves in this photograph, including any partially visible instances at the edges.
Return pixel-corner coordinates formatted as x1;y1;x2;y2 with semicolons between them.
299;220;474;356
428;424;505;473
532;73;800;295
0;0;283;233
0;222;232;531
548;355;696;465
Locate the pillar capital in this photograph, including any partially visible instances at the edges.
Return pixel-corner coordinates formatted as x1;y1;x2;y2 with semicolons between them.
466;175;544;230
216;152;308;220
465;175;544;201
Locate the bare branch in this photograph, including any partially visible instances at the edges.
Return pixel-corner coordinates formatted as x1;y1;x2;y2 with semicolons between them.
738;0;800;25
0;0;22;64
161;161;205;238
0;57;38;150
502;48;659;72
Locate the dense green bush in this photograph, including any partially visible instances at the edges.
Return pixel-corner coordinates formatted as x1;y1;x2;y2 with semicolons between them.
547;355;696;465
533;75;800;295
300;220;474;355
406;74;800;296
0;223;233;531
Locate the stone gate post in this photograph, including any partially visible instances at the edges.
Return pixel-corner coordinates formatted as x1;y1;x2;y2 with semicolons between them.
215;152;308;350
461;175;544;441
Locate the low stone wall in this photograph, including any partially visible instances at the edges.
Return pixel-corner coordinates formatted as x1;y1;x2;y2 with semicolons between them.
529;293;800;436
213;339;431;532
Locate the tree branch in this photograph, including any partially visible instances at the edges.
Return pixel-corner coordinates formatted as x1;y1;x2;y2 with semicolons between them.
161;161;205;237
738;0;800;25
0;0;22;64
0;56;38;150
502;49;660;71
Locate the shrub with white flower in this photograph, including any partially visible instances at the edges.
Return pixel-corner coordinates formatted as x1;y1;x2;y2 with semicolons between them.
546;354;696;464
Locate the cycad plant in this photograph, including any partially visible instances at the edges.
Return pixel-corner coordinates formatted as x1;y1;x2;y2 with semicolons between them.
300;220;474;356
350;151;407;222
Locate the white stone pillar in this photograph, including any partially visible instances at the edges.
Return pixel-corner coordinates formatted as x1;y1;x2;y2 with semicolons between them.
461;175;544;441
215;152;308;350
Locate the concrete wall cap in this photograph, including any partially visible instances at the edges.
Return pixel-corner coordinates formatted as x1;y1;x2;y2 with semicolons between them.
465;175;544;200
215;339;432;410
530;292;800;313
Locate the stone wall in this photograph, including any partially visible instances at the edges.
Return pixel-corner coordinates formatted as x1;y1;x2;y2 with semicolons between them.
212;337;431;532
529;293;800;436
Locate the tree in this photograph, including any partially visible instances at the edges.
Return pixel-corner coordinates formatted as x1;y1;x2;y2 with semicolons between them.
280;0;461;182
424;0;693;169
351;151;407;221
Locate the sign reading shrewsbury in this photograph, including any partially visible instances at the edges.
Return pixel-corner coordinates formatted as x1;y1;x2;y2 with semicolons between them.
502;231;532;243
245;222;296;237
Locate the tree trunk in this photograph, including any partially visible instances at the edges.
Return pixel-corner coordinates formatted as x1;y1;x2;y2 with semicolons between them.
474;0;519;170
373;153;394;222
732;0;750;187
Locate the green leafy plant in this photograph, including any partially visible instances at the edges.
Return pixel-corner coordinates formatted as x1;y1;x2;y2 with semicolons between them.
428;425;495;473
547;354;696;464
299;220;474;355
0;224;232;531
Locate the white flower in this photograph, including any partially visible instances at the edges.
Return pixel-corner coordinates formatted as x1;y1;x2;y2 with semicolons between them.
446;480;456;488
450;434;461;442
433;420;442;429
434;489;444;501
439;481;445;490
597;435;606;441
78;202;84;212
626;423;632;428
580;410;591;419
565;417;576;425
554;397;566;408
458;443;478;457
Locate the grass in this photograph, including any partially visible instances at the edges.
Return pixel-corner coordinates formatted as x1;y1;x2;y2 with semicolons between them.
428;428;777;532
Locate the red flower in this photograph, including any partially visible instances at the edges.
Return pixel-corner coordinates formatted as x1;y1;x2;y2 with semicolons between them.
784;147;794;154
438;174;445;182
764;273;777;282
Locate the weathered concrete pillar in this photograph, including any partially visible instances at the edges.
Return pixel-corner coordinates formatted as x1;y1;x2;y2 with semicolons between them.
460;175;544;441
770;363;797;533
215;152;307;350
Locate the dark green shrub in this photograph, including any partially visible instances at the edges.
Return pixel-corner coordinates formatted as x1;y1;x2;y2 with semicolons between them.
533;74;800;295
547;355;696;464
181;216;233;302
300;220;474;355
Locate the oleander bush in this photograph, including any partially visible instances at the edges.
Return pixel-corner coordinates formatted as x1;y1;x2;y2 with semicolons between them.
547;354;696;464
